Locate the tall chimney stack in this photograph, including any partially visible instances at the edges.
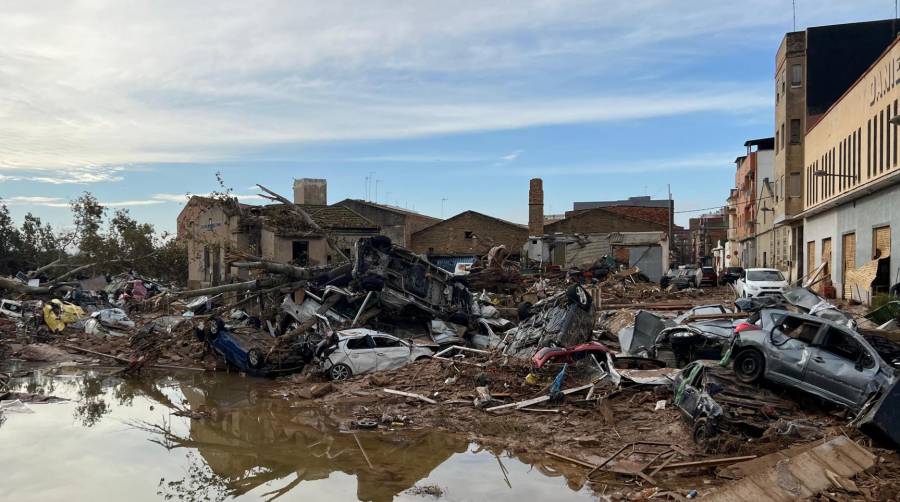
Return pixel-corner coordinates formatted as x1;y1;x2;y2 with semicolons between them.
293;178;327;205
528;178;544;236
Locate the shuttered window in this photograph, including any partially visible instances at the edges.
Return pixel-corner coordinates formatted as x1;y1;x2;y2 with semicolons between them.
873;226;891;259
843;233;856;299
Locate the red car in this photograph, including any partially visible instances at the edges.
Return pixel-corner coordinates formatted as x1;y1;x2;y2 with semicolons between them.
699;267;718;287
532;342;611;369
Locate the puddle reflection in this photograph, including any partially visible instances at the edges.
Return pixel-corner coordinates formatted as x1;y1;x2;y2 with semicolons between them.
1;366;594;502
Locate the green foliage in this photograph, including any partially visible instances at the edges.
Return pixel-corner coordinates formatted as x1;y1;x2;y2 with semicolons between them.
872;293;894;310
0;193;187;285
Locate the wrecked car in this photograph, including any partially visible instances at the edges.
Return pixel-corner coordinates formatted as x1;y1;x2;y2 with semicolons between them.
621;305;740;368
322;329;433;381
500;284;594;359
198;318;315;377
532;341;610;369
674;360;795;449
42;299;85;332
353;236;473;322
731;309;895;412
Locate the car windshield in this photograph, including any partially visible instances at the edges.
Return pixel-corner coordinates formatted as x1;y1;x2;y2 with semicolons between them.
702;267;715;273
726;267;743;274
747;270;784;281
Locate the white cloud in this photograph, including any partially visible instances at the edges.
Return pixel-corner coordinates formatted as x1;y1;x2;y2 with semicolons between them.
2;196;69;207
0;0;889;175
501;150;523;162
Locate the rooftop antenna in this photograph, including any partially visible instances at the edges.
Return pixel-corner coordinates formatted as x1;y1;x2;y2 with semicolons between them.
375;179;382;203
441;198;447;218
792;0;797;31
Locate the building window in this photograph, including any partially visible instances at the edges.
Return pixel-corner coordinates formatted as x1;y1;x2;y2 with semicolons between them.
868;118;873;178
292;240;309;266
791;64;802;87
790;119;801;144
780;123;785;150
428;247;434;254
464;231;474;239
775;130;780;151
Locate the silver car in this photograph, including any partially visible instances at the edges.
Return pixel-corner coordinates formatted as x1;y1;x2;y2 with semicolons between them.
731;308;895;412
323;329;434;381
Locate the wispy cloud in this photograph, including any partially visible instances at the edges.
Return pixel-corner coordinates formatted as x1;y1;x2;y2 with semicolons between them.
4;0;873;173
501;150;523;162
513;151;737;176
1;192;265;208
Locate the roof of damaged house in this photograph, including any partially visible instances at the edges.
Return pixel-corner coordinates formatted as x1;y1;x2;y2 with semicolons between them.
334;199;442;222
255;204;379;234
409;210;528;256
178;195;379;236
544;206;667;235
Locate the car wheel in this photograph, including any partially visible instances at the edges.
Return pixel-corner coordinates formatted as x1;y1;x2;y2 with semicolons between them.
329;363;352;381
692;417;719;453
566;284;592;311
734;349;765;383
247;348;265;369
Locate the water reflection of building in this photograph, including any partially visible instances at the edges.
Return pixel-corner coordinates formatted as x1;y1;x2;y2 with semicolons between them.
177;377;468;502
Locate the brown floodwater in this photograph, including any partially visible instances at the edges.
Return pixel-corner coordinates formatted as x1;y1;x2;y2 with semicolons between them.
0;363;598;501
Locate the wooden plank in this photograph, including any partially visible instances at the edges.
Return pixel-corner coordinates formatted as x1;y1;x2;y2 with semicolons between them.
382;388;438;404
485;383;594;412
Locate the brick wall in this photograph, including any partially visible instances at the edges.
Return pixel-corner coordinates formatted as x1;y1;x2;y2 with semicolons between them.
564;205;670;228
410;211;528;256
546;208;666;234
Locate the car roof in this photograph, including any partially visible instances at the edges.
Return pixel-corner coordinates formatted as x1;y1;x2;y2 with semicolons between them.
759;308;848;328
337;328;393;340
745;268;780;272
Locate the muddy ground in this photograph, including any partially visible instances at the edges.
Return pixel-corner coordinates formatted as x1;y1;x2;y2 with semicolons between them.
2;286;900;500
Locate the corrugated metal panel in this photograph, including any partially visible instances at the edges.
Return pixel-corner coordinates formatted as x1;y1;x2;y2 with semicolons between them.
564;238;612;268
874;226;891;258
843;233;856;299
629;245;663;282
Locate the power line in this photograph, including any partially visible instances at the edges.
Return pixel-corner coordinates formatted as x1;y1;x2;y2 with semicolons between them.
674;194;776;214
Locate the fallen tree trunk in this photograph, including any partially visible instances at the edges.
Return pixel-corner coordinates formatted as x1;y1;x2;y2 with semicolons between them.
171;277;291;298
230;260;331;280
0;277;78;295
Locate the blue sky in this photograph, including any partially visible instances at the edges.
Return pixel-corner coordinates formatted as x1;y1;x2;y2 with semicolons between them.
1;1;897;233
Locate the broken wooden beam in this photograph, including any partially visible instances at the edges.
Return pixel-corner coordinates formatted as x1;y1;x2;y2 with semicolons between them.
485;383;594;412
382;388;438;404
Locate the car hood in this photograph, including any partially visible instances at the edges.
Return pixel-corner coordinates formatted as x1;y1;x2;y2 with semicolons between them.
745;280;788;288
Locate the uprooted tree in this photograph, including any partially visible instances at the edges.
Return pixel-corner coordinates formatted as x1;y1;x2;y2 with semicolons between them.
0;193;188;287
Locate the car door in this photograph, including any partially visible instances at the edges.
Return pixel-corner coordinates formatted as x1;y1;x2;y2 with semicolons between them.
804;327;879;408
345;335;377;375
764;314;821;386
373;335;412;371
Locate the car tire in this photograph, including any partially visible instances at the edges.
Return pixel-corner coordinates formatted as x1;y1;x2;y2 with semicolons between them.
329;363;352;381
247;348;265;369
566;284;592;311
692;417;718;453
734;349;765;384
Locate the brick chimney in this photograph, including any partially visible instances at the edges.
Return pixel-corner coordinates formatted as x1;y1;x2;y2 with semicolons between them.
293;178;327;205
528;178;544;236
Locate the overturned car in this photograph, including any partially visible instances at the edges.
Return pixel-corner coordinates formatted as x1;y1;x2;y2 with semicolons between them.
500;284;594;359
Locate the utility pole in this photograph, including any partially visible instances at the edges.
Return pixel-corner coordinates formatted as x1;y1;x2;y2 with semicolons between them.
668;184;673;265
441;198;447;219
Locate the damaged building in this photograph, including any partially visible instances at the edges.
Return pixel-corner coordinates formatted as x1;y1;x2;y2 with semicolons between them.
409;211;528;272
177;179;380;289
525;178;670;279
334;199;441;248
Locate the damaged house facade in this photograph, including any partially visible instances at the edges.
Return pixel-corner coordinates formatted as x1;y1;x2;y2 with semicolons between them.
525;179;671;280
177;179;380;289
335;199;441;248
724;138;775;269
409;211;528;271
